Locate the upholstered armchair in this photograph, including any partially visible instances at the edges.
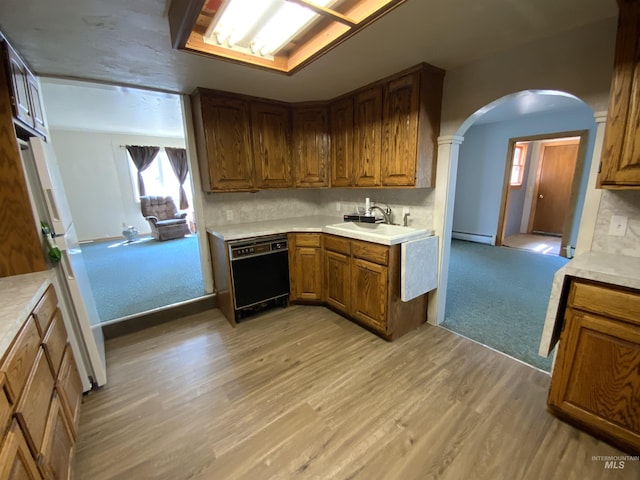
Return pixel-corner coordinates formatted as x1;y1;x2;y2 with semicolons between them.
140;196;190;241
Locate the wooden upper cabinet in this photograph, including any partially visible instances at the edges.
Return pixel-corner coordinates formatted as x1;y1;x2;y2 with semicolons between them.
292;106;330;187
251;102;292;188
5;46;32;128
191;90;254;191
382;73;420;186
353;86;382;187
330;97;354;187
26;73;46;135
598;0;640;188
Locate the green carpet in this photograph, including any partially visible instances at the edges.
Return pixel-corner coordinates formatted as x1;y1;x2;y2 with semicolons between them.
442;239;569;371
80;235;206;323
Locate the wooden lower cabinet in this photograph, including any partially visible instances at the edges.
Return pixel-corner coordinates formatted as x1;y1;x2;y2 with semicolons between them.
324;250;351;315
548;279;640;453
350;258;387;331
1;283;81;480
38;395;74;480
0;421;41;480
288;234;323;302
323;235;427;339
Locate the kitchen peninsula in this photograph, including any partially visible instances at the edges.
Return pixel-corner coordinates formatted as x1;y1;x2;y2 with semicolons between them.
207;215;438;341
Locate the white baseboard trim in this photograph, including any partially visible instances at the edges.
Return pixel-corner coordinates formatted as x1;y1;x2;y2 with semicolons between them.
452;231;496;245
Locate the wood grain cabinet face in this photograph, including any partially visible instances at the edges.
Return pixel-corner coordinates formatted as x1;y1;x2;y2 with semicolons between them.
289;234;323;302
32;286;57;338
548;280;640;453
353;87;382;187
324;249;351;315
350;258;388;332
382;73;420;186
55;346;83;437
251;102;292;188
39;395;74;480
15;349;55;456
4;45;32;128
192;92;254;191
42;311;67;379
598;1;640;188
330;98;354;187
26;73;46;135
0;377;10;435
292;107;330;187
2;316;41;403
0;420;42;480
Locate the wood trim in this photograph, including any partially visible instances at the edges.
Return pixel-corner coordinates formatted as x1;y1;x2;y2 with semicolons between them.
287;0;357;26
208;233;236;326
496;139;516;246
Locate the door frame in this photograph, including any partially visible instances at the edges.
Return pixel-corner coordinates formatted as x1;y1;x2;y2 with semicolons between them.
496;129;589;256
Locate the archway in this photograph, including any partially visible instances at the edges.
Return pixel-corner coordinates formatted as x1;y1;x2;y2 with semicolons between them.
428;90;607;333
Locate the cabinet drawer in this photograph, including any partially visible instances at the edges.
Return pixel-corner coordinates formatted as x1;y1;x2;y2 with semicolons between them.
351;240;388;266
42;311;67;379
39;394;74;480
324;235;351;255
56;346;82;437
1;316;41;403
294;233;322;248
570;280;640;326
32;286;57;337
0;420;42;480
15;348;55;456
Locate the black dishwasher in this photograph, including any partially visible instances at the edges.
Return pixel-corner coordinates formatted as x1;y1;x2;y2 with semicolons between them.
228;235;290;319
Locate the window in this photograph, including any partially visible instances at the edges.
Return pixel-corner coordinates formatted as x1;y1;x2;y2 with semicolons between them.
128;149;193;210
510;143;528;187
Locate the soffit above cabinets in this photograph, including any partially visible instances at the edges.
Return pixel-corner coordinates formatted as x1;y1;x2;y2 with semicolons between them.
168;0;407;74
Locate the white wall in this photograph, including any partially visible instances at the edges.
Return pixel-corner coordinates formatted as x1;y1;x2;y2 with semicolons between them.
49;129;185;241
453;107;597;246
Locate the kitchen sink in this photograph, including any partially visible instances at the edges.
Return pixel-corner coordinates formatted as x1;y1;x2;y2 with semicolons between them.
323;222;434;245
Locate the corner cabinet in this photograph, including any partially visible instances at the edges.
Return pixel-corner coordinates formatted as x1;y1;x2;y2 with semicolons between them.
548;279;640;453
597;0;640;188
191;89;254;191
251;102;292;189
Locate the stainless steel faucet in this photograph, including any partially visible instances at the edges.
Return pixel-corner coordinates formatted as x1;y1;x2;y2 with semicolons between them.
368;204;393;224
403;212;410;226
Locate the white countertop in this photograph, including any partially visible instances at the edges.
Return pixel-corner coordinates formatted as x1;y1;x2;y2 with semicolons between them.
0;271;52;360
206;215;435;245
539;251;640;357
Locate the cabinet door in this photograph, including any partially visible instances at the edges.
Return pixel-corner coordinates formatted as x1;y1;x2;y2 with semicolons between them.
26;74;46;135
251;102;292;188
350;258;387;332
353;87;382;187
548;309;640;452
382;73;419;186
290;246;323;301
330;98;354;187
56;346;83;438
38;395;74;480
0;421;42;480
42;310;67;379
196;93;254;190
598;1;640;188
293;107;329;187
324;250;350;314
5;45;33;128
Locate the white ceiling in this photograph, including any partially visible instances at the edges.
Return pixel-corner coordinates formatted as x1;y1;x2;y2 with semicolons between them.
0;0;618;103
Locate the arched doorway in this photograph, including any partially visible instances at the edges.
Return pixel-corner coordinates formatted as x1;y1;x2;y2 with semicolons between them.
428;90;604;369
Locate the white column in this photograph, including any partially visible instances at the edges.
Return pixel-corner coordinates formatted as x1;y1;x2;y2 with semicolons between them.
428;135;464;325
574;111;607;256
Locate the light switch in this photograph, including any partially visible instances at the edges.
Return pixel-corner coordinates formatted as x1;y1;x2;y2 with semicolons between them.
608;215;628;236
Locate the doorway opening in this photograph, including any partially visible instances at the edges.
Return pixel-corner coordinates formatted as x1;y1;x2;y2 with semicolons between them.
497;131;589;258
441;90;595;371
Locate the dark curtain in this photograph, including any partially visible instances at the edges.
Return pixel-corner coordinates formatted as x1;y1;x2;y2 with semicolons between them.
126;145;159;196
165;147;189;209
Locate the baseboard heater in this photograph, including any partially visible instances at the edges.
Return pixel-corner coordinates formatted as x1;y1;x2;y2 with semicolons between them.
452;231;496;245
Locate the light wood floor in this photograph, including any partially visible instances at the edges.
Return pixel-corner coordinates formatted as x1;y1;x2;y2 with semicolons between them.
74;306;638;479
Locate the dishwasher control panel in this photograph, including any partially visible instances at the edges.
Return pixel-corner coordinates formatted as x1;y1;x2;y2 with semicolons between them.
229;235;288;260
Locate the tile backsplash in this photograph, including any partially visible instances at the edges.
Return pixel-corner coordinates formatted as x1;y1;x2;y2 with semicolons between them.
591;190;640;257
202;187;435;228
